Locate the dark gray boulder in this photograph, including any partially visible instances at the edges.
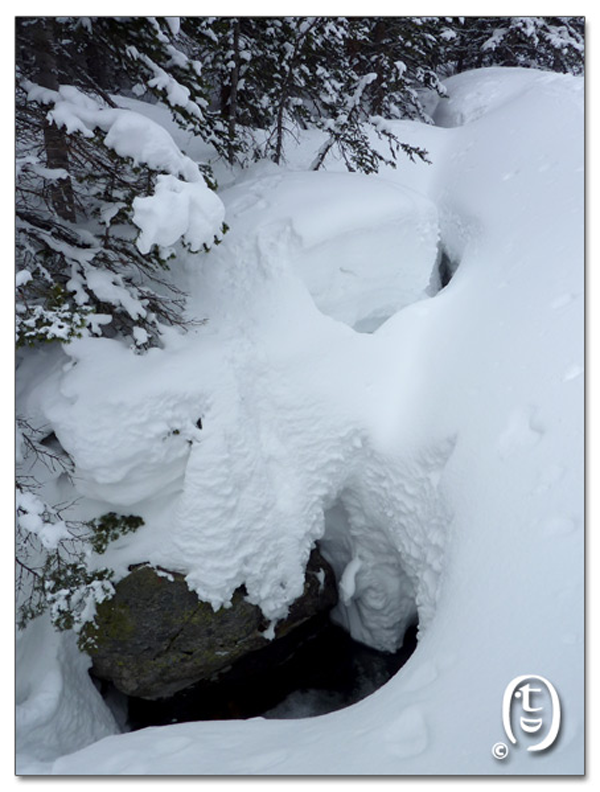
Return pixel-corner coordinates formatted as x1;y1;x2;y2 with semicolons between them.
81;547;337;699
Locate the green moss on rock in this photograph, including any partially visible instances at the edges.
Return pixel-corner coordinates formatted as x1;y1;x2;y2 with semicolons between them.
83;551;337;700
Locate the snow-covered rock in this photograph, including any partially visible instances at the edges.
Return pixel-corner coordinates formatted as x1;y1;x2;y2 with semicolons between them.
83;550;337;699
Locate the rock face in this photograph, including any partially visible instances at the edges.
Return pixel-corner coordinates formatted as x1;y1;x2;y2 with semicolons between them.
81;548;337;700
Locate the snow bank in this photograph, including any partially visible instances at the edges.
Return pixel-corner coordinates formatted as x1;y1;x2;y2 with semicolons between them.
433;66;581;127
220;169;440;330
16;617;118;772
18;337;205;508
17;66;583;775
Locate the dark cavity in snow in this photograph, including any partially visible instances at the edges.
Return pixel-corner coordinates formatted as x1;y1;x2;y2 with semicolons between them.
96;613;417;730
436;247;459;290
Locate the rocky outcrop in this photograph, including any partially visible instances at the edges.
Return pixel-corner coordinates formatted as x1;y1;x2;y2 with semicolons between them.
81;548;337;700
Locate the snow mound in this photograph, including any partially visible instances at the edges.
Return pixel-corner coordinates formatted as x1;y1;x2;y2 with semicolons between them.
433;66;581;127
18;337;206;507
16;618;118;770
221;169;440;331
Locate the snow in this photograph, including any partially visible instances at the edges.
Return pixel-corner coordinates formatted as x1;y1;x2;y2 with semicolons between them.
432;66;581;128
26;80;221;187
132;174;225;254
99;108;202;181
164;17;181;38
338;555;362;604
16;66;583;775
16;269;32;287
16;617;119;769
84;269;147;319
219;168;439;330
16;489;70;550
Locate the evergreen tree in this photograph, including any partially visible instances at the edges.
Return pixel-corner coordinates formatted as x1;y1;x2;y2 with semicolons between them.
307;17;437;173
438;17;584;76
181;17;435;173
15;15;586;355
16;17;226;351
345;17;446;120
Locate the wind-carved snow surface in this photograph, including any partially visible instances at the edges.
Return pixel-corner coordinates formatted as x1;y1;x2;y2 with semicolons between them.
163;208;452;639
16;67;583;775
320;438;454;650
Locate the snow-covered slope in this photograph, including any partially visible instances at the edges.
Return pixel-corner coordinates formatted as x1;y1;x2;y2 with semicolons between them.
16;67;584;775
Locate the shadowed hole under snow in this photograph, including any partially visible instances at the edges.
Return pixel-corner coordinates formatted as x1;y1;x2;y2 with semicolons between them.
435;247;460;291
97;614;418;729
97;447;449;730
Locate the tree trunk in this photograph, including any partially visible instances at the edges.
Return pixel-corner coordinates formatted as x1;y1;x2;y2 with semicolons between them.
227;19;241;165
31;18;76;222
273;93;287;166
272;18;319;166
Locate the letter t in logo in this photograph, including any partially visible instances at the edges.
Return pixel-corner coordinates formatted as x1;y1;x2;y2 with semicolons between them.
515;683;543;712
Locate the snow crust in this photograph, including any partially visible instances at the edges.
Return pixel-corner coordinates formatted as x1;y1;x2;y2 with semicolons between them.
16;67;583;775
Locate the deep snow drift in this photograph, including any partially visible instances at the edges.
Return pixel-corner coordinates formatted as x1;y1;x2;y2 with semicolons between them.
16;67;583;775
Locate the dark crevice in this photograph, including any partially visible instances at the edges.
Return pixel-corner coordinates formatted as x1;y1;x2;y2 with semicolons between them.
437;247;459;290
93;613;418;729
